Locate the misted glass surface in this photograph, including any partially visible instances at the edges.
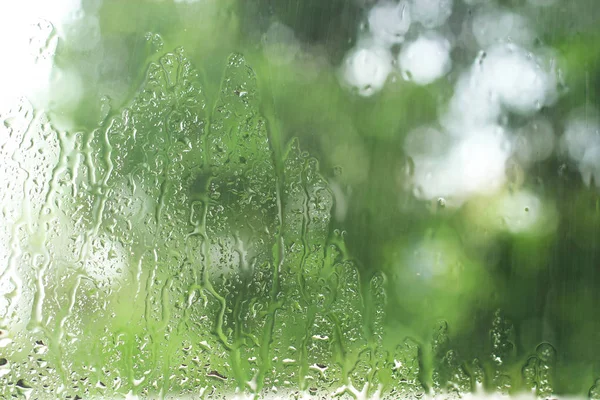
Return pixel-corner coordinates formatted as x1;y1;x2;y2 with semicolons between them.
1;0;600;398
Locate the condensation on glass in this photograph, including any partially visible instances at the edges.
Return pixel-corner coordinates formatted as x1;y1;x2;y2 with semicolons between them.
1;0;600;399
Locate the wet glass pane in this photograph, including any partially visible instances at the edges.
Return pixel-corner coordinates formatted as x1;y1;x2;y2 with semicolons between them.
1;0;600;398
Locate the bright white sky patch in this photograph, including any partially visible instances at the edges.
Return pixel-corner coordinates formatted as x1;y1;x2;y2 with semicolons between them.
579;146;600;188
442;43;557;135
346;0;565;206
479;44;557;115
472;6;535;48
399;31;452;85
341;44;393;96
446;126;511;197
440;67;503;136
409;125;511;203
562;108;600;188
562;109;600;162
0;0;86;110
368;0;412;47
409;0;453;28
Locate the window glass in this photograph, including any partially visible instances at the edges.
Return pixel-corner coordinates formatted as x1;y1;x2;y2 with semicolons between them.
1;0;600;398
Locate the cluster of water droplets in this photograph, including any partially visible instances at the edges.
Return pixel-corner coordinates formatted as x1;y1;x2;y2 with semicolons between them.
0;20;385;397
0;34;585;400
